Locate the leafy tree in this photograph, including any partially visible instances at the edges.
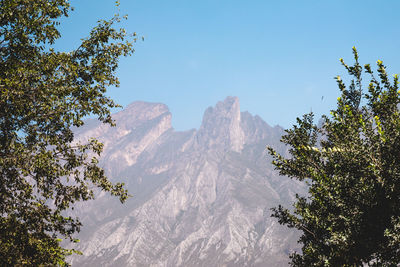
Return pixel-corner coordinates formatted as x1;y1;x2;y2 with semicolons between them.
0;0;135;265
268;47;400;266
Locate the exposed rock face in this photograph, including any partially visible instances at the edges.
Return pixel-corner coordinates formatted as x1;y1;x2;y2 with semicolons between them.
68;97;305;266
197;96;245;152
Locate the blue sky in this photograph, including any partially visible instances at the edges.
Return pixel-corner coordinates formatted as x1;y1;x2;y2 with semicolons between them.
58;0;400;130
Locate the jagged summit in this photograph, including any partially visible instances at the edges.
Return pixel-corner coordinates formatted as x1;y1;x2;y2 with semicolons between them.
68;97;304;267
200;96;241;126
117;101;170;122
197;96;245;152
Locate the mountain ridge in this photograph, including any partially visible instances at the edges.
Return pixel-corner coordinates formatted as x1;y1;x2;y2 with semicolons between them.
68;96;305;266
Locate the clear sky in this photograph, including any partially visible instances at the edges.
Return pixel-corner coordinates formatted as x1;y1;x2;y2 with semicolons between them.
58;0;400;131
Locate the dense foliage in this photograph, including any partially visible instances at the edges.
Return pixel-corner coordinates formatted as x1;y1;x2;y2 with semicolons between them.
268;48;400;266
0;0;134;265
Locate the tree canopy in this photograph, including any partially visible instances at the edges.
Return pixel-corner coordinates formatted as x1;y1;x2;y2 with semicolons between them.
0;0;134;265
268;47;400;266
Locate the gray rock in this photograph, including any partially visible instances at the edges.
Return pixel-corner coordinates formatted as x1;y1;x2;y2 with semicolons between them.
68;97;305;266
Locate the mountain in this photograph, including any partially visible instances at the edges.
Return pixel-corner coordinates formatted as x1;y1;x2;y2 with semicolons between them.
68;96;306;266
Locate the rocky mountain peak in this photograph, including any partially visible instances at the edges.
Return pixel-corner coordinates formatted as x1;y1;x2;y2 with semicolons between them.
208;96;240;118
73;101;172;171
113;101;171;130
69;97;304;267
197;96;245;152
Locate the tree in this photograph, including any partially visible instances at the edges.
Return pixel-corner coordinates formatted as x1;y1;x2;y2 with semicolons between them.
268;47;400;266
0;0;134;265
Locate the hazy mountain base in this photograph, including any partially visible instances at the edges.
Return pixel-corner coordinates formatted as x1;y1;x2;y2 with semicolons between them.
68;97;306;266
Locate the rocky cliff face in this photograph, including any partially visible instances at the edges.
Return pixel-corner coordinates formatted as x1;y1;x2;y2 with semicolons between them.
68;97;305;266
